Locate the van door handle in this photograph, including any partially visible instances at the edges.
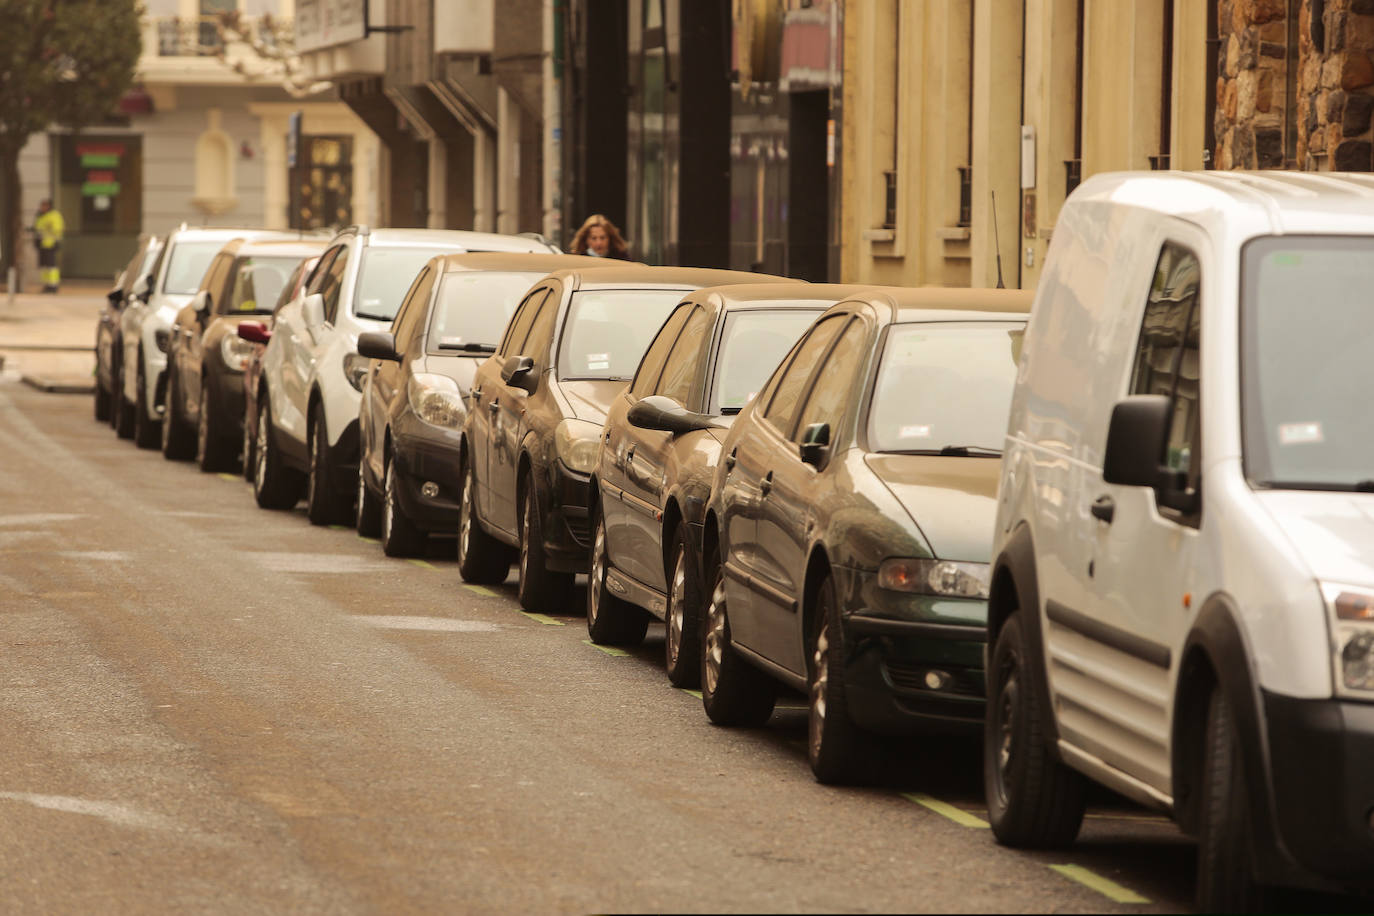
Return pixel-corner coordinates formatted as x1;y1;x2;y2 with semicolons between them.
724;449;736;471
1090;494;1115;524
759;471;774;497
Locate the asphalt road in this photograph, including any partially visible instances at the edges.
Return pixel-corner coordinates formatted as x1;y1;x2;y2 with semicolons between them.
0;381;1203;913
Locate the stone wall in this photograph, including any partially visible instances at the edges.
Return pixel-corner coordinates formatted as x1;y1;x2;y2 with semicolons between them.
1217;0;1374;171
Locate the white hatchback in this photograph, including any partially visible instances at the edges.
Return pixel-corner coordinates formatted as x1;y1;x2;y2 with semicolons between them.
988;171;1374;910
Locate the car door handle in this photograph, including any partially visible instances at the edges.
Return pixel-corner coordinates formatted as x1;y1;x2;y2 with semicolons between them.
1090;494;1115;524
724;449;736;471
626;445;635;463
487;400;500;415
759;471;774;497
471;386;482;399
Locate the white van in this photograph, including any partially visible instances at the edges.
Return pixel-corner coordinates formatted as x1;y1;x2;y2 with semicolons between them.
987;171;1374;909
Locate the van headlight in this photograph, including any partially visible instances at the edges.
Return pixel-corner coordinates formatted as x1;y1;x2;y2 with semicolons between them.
220;334;255;372
407;373;465;428
554;418;601;474
878;558;990;599
1322;584;1374;698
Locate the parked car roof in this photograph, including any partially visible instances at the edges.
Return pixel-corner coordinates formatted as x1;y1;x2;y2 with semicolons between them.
336;227;560;252
231;238;331;259
432;252;633;274
838;286;1033;324
548;264;799;291
686;282;879;310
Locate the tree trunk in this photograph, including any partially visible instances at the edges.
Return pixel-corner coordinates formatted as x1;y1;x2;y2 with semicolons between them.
0;143;23;286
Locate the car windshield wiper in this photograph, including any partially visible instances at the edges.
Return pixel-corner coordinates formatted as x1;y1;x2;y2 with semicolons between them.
883;445;1003;457
438;341;496;353
1256;479;1374;492
354;310;393;321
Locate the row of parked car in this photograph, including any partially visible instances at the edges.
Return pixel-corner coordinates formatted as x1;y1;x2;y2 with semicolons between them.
95;170;1374;912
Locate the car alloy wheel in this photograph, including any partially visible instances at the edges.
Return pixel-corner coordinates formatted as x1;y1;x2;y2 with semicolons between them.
992;657;1019;808
587;518;606;629
196;385;210;467
704;577;727;697
255;406;270;491
382;461;395;543
458;464;475;561
808;626;831;760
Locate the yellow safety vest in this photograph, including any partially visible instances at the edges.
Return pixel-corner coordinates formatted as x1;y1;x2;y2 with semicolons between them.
35;210;65;248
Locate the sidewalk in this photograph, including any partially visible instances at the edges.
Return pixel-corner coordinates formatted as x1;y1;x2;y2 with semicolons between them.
0;280;107;393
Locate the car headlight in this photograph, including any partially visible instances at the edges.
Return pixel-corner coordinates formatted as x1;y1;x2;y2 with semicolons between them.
407;373;465;428
342;352;370;392
220;334;254;372
878;558;990;599
1322;583;1374;698
554;418;602;474
154;328;171;353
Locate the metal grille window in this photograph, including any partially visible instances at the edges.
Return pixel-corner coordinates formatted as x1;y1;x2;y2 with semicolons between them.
958;166;973;227
883;170;898;230
1064;159;1082;196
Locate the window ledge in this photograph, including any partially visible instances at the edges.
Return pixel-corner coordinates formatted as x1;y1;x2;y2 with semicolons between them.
862;228;896;242
935;226;970;241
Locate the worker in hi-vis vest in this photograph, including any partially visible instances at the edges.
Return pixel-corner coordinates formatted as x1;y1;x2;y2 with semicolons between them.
33;199;65;293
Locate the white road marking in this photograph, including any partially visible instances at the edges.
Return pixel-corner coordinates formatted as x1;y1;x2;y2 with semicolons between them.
351;616;503;633
0;513;83;527
252;553;393;574
0;792;176;832
58;550;129;562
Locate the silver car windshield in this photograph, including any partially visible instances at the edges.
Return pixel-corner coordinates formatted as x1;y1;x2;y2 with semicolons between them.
1242;236;1374;491
228;256;306;315
163;241;225;295
557;289;685;380
867;321;1024;455
711;309;825;414
354;247;461;321
428;271;543;353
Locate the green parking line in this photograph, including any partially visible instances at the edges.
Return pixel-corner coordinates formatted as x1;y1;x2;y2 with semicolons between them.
1049;864;1149;904
520;611;564;626
357;535;378;544
407;559;437;570
678;688;702;699
328;524;348;531
582;639;628;658
217;473;238;482
463;584;497;597
900;793;990;829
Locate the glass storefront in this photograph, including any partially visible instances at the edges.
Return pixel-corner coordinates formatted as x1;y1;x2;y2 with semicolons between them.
53;134;144;278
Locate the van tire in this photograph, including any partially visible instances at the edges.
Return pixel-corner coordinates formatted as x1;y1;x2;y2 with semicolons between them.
253;397;303;510
985;611;1086;848
1196;686;1267;912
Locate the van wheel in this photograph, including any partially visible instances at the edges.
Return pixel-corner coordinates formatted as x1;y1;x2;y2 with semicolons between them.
586;506;648;645
663;527;702;686
161;367;195;460
985;611;1086;847
1196;686;1268;912
196;382;233;472
306;410;350;525
115;360;136;440
456;457;512;583
517;477;574;612
807;571;872;784
132;357;160;449
253;397;303;510
701;554;776;726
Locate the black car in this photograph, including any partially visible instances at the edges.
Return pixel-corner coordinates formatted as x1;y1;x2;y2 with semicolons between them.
162;239;327;471
355;253;614;556
587;283;871;686
699;287;1031;783
98;235;162;433
457;265;796;611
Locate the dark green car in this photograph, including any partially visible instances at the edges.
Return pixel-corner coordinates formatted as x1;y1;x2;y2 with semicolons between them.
699;286;1032;784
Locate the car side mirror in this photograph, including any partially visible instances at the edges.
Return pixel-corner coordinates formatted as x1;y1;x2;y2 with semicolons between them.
302;292;326;328
357;331;400;362
500;355;537;393
236;320;271;344
627;395;716;436
131;275;151;303
1103;394;1196;510
193;290;212;322
799;422;831;468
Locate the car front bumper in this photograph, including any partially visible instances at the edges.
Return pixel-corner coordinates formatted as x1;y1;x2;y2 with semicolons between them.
390;415;465;534
537;459;593;574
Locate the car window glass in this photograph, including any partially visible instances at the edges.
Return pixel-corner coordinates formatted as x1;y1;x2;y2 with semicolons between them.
501;289;547;357
522;290;565;368
556;289;685;380
162;240;225;295
429;271;543;354
711;308;825;414
306;246;342;295
275;256;317;312
762;316;844;435
630;304;691;398
656;306;713;406
353;247;461;321
1129;242;1201;498
318;247;349;324
226;255;300;315
794;319;868;442
392;267;435;352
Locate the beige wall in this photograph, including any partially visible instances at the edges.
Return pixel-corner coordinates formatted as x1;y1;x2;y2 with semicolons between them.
248;102;380;229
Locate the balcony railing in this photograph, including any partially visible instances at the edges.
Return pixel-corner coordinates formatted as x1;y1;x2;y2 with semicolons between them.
145;16;287;58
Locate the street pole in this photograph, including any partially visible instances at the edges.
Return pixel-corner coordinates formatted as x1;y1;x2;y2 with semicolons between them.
543;0;562;246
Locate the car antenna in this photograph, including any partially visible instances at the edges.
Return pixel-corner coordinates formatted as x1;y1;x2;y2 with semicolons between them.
991;191;1006;289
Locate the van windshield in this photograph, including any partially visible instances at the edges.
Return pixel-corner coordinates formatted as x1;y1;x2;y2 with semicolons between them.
867;322;1024;455
1242;236;1374;491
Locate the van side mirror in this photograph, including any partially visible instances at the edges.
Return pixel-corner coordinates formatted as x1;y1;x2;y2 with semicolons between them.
1103;394;1195;510
799;422;831;468
302;292;326;328
501;355;537;393
627;395;716;436
357;331;400;362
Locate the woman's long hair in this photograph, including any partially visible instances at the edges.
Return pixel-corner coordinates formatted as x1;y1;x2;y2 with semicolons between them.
569;214;630;259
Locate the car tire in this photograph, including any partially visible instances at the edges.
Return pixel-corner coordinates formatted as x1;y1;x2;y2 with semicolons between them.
457;457;512;584
702;553;776;726
196;381;233;472
355;461;382;538
381;457;426;556
984;611;1087;848
586;506;649;644
517;477;575;612
161;367;195;460
306;409;349;526
663;526;702;686
253;396;303;510
107;352;121;430
806;571;876;784
1196;686;1268;912
132;355;160;449
94;373;111;421
115;360;136;440
241;397;257;482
